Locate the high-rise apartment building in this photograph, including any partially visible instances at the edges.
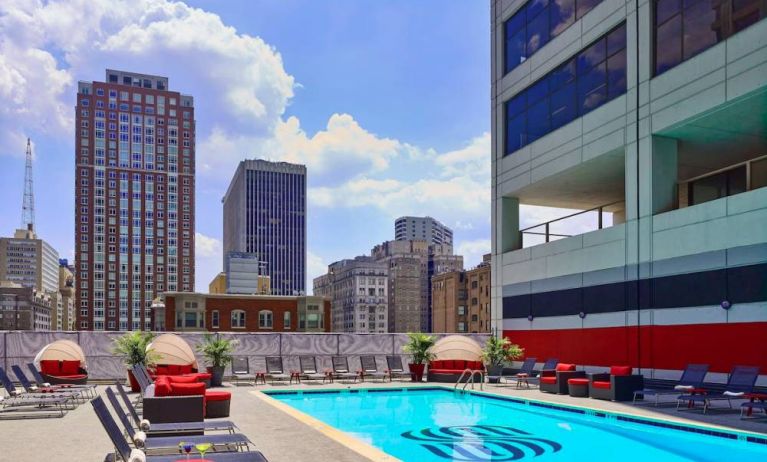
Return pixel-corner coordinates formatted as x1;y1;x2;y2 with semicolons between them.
0;226;60;294
395;216;453;246
75;69;196;331
313;256;388;333
492;3;767;376
56;260;76;331
222;159;306;296
432;254;491;334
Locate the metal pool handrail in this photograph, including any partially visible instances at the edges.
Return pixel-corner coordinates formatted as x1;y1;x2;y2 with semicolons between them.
455;369;484;391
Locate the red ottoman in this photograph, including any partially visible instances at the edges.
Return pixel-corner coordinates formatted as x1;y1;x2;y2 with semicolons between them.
568;378;590;397
205;390;231;418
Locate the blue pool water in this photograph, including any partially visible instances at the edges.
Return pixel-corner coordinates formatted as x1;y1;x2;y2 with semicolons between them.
268;388;767;461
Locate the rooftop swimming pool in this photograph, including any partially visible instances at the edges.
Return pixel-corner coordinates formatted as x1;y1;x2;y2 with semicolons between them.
267;387;767;461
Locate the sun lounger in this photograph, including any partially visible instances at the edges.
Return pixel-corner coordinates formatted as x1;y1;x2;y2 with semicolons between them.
0;366;72;415
360;356;388;382
105;387;252;452
501;357;536;387
265;357;290;385
332;356;360;383
92;396;269;462
12;365;87;402
299;356;328;383
231;357;257;386
115;382;237;434
26;363;96;398
633;364;709;406
677;365;760;413
385;356;411;381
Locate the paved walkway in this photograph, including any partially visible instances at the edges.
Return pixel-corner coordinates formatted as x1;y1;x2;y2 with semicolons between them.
1;380;765;461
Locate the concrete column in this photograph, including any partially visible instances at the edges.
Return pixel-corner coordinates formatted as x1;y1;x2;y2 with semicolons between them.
500;197;521;253
651;136;679;215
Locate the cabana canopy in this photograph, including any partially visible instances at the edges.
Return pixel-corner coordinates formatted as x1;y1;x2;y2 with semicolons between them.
34;339;87;369
431;335;482;362
146;333;198;369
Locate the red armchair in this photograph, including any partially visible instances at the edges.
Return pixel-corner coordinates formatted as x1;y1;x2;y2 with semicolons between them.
540;363;585;394
589;366;644;401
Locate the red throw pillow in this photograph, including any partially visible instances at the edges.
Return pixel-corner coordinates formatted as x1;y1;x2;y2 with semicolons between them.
170;382;205;396
430;360;443;369
555;363;576;372
155;365;170;376
168;375;198;384
166;364;181;375
611;366;632;376
40;360;61;375
154;377;172;396
179;364;194;374
61;360;81;375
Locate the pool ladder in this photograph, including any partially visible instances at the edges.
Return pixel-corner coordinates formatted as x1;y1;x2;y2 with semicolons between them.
455;368;484;391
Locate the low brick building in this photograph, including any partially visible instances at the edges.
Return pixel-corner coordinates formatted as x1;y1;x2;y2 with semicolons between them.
431;254;491;333
158;292;331;333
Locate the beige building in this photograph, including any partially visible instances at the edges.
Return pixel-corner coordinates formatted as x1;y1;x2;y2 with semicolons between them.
0;226;60;294
56;263;76;330
208;271;271;295
0;282;52;330
432;254;491;334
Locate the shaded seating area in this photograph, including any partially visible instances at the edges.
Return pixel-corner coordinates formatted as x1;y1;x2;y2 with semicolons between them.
427;335;484;383
147;333;212;386
34;340;89;385
588;366;644;402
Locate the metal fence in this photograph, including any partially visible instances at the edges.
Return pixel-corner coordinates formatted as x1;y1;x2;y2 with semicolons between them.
0;331;490;380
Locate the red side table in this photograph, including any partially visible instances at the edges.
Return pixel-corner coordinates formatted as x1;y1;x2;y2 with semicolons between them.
255;372;266;385
289;371;302;384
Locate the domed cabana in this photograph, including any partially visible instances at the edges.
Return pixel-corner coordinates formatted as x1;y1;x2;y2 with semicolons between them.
34;339;89;384
428;335;484;383
146;333;199;372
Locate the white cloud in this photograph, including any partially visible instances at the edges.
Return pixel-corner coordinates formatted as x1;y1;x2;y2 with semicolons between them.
306;250;326;294
456;239;491;269
195;232;222;258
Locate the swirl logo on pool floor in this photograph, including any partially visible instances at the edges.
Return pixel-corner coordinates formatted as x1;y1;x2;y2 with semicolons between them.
401;425;562;460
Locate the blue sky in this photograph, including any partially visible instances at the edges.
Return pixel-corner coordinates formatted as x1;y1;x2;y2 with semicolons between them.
0;0;558;292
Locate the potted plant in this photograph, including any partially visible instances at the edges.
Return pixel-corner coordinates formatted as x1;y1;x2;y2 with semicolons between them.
196;334;237;387
403;332;436;382
113;331;158;392
481;336;524;383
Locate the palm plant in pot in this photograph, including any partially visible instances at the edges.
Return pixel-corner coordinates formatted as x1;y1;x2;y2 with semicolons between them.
481;336;524;383
403;332;436;382
113;331;159;392
196;334;237;387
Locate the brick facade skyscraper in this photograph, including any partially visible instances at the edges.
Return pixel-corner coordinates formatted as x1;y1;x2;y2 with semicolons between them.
75;70;195;330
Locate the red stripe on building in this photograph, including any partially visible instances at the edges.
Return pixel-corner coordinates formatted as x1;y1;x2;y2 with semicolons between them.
504;322;767;373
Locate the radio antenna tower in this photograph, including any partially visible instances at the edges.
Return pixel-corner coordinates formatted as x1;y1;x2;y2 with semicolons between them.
21;138;35;231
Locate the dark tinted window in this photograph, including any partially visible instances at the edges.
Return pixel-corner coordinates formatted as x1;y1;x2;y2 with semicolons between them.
654;0;764;75
504;0;605;74
504;23;627;155
688;166;748;205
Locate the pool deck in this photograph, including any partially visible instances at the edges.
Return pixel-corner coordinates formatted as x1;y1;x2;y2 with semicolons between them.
2;380;765;461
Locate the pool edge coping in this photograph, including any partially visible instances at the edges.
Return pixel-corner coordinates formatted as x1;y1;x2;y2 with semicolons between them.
251;389;403;462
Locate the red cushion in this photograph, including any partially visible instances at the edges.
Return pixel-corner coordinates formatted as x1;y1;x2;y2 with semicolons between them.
592;381;612;390
170;382;205;396
193;373;211;380
178;364;194;374
540;376;557;384
50;374;87;381
205;390;231;402
430;360;444;369
568;378;589;385
60;360;81;375
610;366;632;376
428;369;461;374
154;377;172;396
167;375;198;384
40;360;61;375
555;363;576;372
446;360;457;370
154;365;170;376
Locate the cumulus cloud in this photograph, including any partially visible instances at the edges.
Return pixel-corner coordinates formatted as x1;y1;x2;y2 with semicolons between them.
195;232;222;258
456;239;491;268
306;251;327;294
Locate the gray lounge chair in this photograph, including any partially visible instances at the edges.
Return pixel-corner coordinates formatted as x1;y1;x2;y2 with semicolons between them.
27;363;96;397
360;356;388;382
633;364;709;406
677;365;760;413
385;356;410;381
231;357;257;386
332;356;360;383
299;356;328;383
265;357;290;385
105;387;252;453
501;357;536;387
12;365;87;402
92;396;269;462
0;366;73;415
115;382;237;435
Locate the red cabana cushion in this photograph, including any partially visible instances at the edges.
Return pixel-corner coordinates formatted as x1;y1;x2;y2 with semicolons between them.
40;360;61;375
205;390;231;402
49;374;87;381
154;377;172;396
592;381;612;390
60;360;81;376
540;376;557;384
568;378;589;386
167;375;199;384
555;363;576;372
610;366;632;376
171;382;206;396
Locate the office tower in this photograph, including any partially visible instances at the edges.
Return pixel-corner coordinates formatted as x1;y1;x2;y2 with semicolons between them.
75;69;196;330
395;216;453;246
222;159;306;296
492;4;767;375
432;254;491;333
313;256;388;333
0;227;60;294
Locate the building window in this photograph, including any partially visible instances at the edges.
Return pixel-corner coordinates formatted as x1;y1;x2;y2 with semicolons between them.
211;310;220;329
231;310;246;328
457;322;466;332
457;306;466;316
654;0;765;75
504;0;604;75
283;311;291;330
259;310;273;329
504;23;626;155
